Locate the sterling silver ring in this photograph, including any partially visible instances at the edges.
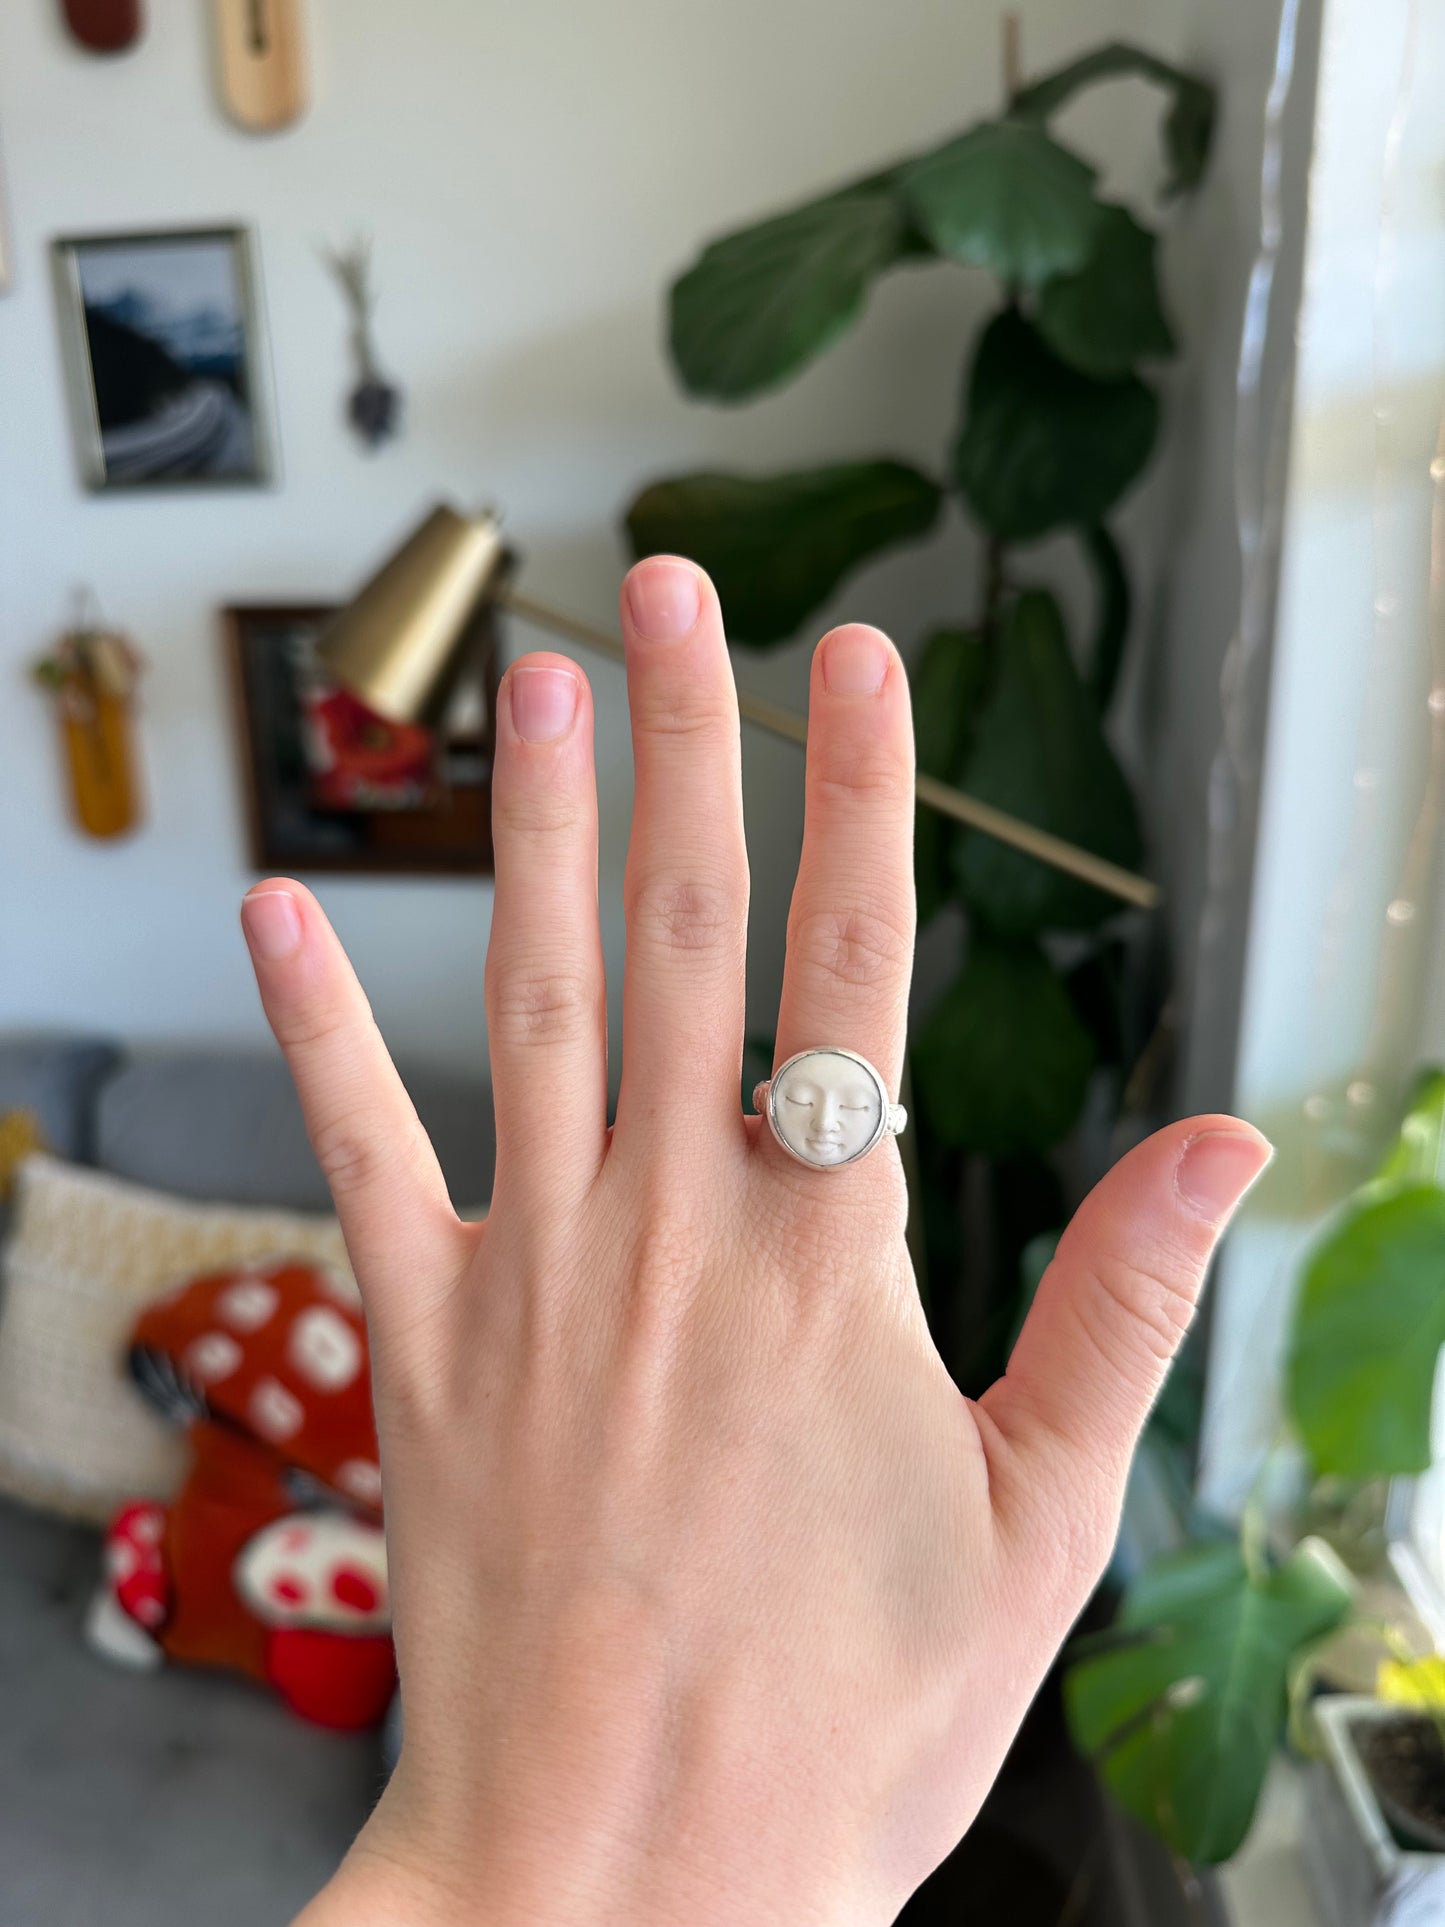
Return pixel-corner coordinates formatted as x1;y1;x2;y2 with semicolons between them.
753;1047;907;1171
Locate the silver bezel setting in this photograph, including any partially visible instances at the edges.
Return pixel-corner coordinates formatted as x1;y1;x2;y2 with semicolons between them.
754;1047;900;1171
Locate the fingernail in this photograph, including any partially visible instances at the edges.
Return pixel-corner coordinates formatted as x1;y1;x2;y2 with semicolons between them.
625;559;701;641
1176;1129;1273;1224
242;888;302;961
509;666;579;742
822;625;890;696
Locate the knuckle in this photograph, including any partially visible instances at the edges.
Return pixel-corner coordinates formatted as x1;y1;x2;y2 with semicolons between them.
309;1112;401;1198
1073;1247;1202;1368
788;903;913;991
487;964;598;1051
634;691;736;744
625;872;745;957
493;785;585;841
270;999;362;1056
812;747;913;808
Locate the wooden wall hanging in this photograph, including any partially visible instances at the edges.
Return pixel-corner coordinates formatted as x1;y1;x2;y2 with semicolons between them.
214;0;309;132
33;620;146;840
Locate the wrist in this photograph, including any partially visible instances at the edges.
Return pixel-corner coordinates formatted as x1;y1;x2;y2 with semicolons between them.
293;1787;882;1927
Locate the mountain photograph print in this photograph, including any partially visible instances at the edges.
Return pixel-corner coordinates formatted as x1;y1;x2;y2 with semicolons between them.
53;227;275;490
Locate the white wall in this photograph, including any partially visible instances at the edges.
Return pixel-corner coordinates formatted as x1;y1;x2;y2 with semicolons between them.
2;0;1191;1074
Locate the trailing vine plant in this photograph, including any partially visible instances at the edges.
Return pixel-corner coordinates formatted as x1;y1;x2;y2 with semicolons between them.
624;40;1217;1385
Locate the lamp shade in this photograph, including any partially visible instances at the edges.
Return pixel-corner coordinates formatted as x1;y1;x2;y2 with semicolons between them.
317;503;508;724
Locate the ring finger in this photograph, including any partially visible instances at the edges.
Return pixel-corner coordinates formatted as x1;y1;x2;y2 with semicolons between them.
772;623;916;1105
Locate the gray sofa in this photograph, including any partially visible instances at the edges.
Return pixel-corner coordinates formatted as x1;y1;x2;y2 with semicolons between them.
0;1033;494;1927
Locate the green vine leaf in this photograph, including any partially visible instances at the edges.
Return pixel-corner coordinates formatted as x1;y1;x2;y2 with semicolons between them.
1035;203;1176;379
912;627;987;927
1287;1184;1445;1477
954;311;1159;542
668;191;904;402
623;461;943;647
914;933;1094;1156
1065;1541;1351;1865
951;590;1143;935
1011;41;1217;199
899;120;1103;286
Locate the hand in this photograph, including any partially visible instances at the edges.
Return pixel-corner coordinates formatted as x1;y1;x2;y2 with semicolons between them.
241;558;1268;1927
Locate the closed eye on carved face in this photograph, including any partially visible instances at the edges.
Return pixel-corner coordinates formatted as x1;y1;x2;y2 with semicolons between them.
771;1052;884;1165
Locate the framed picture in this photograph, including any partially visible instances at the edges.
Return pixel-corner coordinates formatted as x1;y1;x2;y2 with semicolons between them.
52;226;276;490
225;604;496;877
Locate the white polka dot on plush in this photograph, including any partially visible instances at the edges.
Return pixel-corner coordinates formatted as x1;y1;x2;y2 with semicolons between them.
218;1280;280;1332
249;1376;304;1442
184;1331;243;1382
287;1306;361;1392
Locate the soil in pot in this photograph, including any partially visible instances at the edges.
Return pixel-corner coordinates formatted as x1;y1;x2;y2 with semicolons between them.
1355;1714;1445;1853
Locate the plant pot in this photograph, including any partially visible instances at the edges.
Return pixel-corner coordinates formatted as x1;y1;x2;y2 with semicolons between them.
1303;1696;1445;1926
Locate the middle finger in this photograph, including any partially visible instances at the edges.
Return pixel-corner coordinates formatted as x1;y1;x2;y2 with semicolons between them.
615;557;750;1150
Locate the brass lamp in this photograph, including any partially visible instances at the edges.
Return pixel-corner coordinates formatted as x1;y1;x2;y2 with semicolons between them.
318;501;1160;912
317;504;510;727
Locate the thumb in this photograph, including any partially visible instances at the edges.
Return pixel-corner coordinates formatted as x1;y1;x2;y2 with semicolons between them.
979;1117;1271;1524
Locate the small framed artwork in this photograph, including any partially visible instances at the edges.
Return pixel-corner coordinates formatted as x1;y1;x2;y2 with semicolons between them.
52;226;276;490
224;604;496;877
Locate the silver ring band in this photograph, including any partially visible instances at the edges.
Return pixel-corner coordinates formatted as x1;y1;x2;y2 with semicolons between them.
752;1047;906;1171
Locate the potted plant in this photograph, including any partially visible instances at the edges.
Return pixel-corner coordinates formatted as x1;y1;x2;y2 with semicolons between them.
1306;1695;1445;1924
1064;1072;1445;1918
622;33;1217;1392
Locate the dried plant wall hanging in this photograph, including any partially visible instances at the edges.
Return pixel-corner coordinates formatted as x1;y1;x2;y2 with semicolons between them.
324;238;403;451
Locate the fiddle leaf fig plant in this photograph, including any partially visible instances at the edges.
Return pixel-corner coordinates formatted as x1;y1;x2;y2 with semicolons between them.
624;38;1216;1386
1066;1070;1445;1866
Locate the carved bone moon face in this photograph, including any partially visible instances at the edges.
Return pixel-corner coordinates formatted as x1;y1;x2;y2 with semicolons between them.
771;1051;884;1167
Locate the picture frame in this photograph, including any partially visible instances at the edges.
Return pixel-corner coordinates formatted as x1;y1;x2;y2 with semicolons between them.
52;226;276;491
224;604;496;878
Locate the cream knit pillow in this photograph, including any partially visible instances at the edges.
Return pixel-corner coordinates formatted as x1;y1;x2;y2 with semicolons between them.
0;1154;355;1524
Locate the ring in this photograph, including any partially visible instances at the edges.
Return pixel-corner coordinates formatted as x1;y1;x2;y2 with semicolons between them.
752;1047;907;1171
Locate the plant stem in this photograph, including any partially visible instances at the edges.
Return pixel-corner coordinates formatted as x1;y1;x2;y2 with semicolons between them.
1002;13;1023;107
981;535;1008;653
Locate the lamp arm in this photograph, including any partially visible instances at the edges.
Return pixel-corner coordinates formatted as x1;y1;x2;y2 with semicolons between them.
496;585;1161;914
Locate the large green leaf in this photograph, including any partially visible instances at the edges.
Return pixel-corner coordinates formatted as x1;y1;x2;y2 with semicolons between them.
954;311;1159;542
1287;1185;1445;1478
1066;1541;1351;1864
914;933;1094;1156
1011;42;1217;199
952;591;1143;935
668;191;905;402
624;461;942;647
912;627;987;927
1035;203;1176;379
899;120;1103;286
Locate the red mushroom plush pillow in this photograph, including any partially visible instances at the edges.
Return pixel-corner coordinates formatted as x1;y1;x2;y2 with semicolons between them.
87;1260;394;1730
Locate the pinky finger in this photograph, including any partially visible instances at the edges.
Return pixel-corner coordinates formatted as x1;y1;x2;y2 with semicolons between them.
241;880;468;1324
